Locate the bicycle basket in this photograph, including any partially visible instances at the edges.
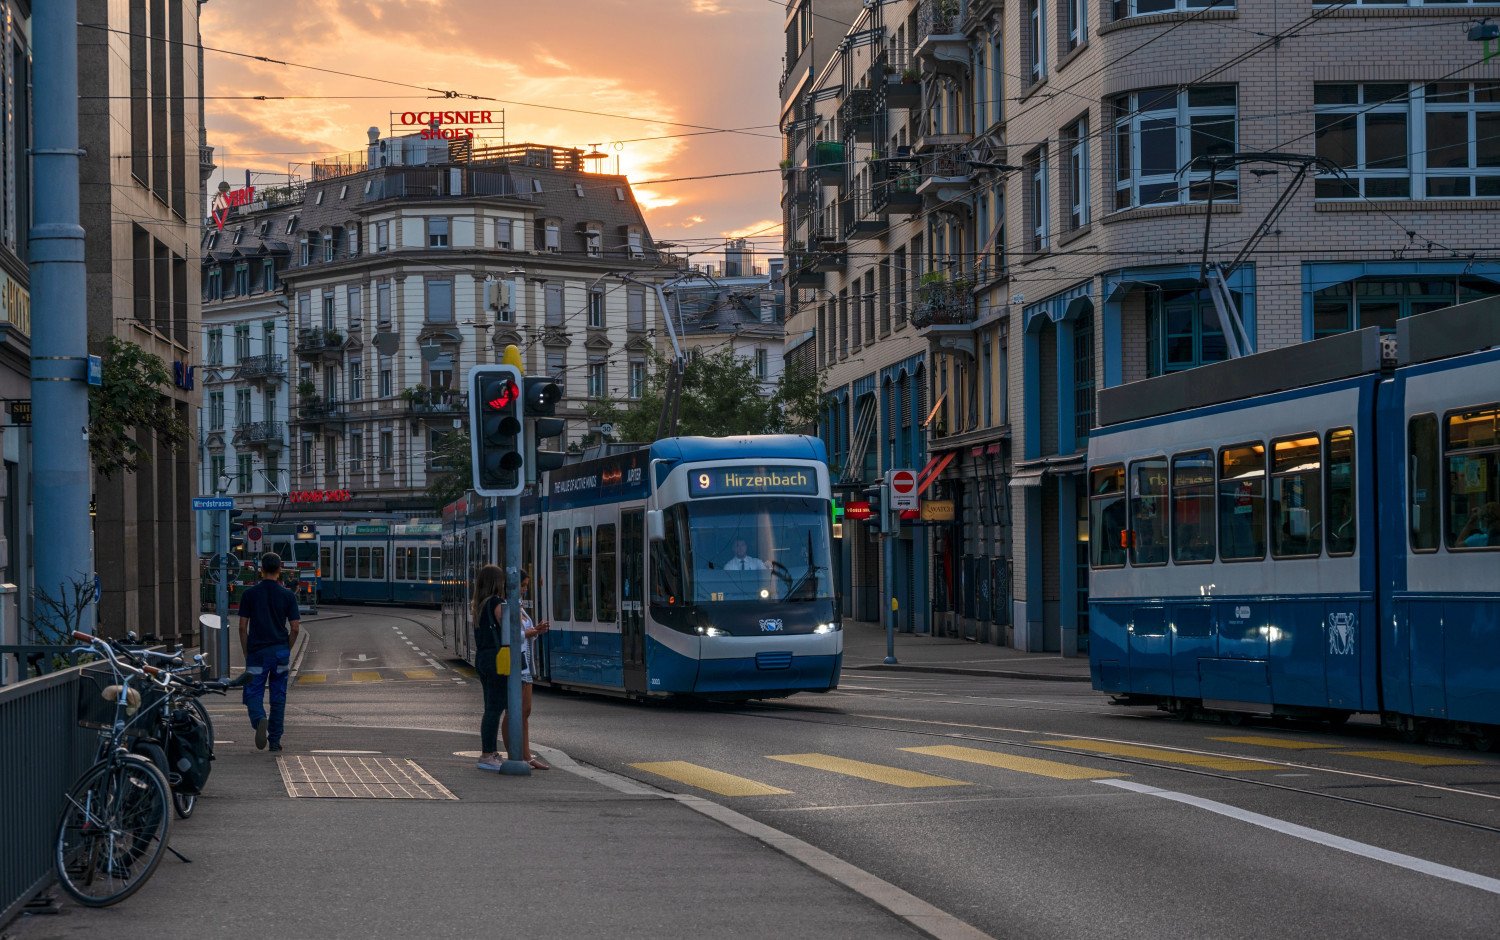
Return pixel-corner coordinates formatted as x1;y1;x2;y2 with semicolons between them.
76;666;167;737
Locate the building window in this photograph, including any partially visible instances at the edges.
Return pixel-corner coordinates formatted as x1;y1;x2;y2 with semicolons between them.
546;351;566;393
380;364;393;399
1028;1;1046;84
627;289;646;330
301;439;313;474
1311;276;1499;338
375;220;390;251
233;264;249;296
1147;288;1230;376
325;435;339;473
1113;85;1237;209
299;239;310;266
545;284;564;326
377;280;392;327
350;432;364;472
324;230;337;262
349;361;363;400
427;217;450;248
544;220;561;252
1114;0;1233;16
207;329;223;366
584;228;603;258
237;455;253;493
495;218;512;249
322;294;336;332
205;268;222;301
588;290;605;328
235;325;251;362
1067;117;1090;230
348;227;359;257
588;362;607;398
262;259;276;293
347;286;362;332
380;431;394;471
626;229;644;259
1073;309;1095;441
628;359;645;399
262;320;276;353
1028;146;1050;252
235;388;253;426
425;277;454;323
1316;81;1500;201
1068;0;1086;50
754;348;769;381
208;391;224;430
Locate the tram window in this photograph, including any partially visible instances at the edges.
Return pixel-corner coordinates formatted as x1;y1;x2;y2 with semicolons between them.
552;528;572;621
1271;435;1322;559
1128;458;1168;566
1088;465;1126;568
1325;428;1356;556
1409;414;1440;551
395;547;408;581
1171;451;1216;564
343;546;356;579
1445;405;1500;550
574;527;594;622
319;546;330;576
596;524;618;622
651;506;686;606
371;547;386;580
1218;443;1267;561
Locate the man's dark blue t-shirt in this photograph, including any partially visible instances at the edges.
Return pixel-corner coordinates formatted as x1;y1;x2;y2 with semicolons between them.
241;579;300;654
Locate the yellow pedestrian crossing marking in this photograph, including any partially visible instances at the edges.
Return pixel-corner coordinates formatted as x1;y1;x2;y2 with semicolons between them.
403;669;437;680
904;745;1126;780
1211;736;1342;750
1040;739;1277;771
297;674;327;684
1341;750;1482;767
350;671;383;683
767;753;968;788
631;761;790;797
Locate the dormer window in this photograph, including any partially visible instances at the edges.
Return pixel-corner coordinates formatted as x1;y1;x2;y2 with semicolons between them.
544;219;561;252
575;183;585;198
615;187;626;201
339;184;349;200
324;228;338;262
626;228;644;260
205;231;218;250
233;227;244;245
532;179;543;194
315;189;325;206
582;224;603;258
258;221;269;237
285;215;298;235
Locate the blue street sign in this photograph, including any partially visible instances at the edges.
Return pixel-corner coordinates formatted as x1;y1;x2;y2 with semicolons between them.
87;355;103;387
192;496;235;511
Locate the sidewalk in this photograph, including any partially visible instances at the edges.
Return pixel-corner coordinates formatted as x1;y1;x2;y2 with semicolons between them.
8;724;946;939
841;620;1092;682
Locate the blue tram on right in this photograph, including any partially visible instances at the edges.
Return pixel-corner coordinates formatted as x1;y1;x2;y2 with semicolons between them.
1087;298;1500;747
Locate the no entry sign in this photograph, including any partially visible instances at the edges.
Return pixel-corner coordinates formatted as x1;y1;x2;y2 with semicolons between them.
887;469;918;511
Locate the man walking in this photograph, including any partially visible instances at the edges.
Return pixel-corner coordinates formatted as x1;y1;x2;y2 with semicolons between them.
238;552;302;751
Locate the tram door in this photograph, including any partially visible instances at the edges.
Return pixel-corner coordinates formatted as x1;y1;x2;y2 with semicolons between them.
620;509;647;694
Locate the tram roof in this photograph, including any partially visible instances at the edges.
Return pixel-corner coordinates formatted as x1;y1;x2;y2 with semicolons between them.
1097;327;1385;428
648;435;828;464
1397;295;1500;367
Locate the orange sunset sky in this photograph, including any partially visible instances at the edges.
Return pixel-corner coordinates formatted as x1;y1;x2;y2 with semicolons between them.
201;0;790;264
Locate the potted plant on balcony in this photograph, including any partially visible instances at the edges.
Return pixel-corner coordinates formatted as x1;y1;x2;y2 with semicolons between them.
900;68;920;84
400;384;432;410
324;329;344;347
779;158;794;170
297;379;317;400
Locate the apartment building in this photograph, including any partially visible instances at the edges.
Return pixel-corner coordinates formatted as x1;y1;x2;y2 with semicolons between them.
783;0;1500;653
80;0;205;641
198;191;302;518
274;134;665;521
0;0;30;649
673;244;788;398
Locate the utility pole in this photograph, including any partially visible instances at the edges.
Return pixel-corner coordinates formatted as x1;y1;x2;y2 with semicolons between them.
30;0;96;635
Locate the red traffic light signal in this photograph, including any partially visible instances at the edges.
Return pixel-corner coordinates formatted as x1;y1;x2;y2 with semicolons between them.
485;377;519;411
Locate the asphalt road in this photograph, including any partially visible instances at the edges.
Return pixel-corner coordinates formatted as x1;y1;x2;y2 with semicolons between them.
280;608;1500;938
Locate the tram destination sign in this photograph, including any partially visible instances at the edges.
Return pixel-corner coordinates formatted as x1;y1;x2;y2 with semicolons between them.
689;465;818;498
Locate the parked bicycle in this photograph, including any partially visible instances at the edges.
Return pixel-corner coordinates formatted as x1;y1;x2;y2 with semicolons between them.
114;636;224;819
53;631;227;906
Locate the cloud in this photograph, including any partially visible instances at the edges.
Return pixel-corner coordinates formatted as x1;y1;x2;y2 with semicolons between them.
680;215;706;228
689;0;730;13
722;219;782;240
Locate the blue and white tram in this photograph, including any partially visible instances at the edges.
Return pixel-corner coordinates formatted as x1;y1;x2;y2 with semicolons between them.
318;523;443;606
1087;298;1500;744
442;435;843;699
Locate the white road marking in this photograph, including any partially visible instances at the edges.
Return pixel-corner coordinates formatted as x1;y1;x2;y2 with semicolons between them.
1098;779;1500;896
310;749;383;755
425;658;445;670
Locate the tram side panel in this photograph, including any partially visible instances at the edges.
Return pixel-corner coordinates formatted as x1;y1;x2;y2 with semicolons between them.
1088;378;1381;716
1384;347;1500;731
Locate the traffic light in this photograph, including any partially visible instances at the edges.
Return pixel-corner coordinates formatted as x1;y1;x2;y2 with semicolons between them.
523;376;566;484
468;364;526;497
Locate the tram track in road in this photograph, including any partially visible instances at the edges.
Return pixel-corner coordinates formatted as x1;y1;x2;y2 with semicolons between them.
713;700;1500;836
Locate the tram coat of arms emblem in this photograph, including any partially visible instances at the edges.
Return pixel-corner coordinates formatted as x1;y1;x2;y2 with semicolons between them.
1328;611;1357;656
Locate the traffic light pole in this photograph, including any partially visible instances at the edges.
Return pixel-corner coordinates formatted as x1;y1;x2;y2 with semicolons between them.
216;506;231;679
498;492;530;775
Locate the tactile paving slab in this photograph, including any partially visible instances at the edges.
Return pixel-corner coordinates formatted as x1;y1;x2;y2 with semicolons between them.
277;755;458;800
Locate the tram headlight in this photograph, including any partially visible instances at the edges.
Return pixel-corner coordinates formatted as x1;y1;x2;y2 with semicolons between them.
695;626;730;637
813;622;841;634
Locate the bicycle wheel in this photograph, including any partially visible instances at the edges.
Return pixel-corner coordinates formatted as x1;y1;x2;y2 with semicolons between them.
54;755;172;907
188;697;215;748
172;790;197;819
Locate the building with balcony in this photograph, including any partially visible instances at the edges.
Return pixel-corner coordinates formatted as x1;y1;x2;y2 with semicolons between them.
199;198;299;519
0;0;31;655
672;243;787;400
273;131;666;521
784;0;1500;656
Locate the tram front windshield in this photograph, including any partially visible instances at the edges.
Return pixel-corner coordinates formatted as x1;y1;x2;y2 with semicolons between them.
671;497;834;605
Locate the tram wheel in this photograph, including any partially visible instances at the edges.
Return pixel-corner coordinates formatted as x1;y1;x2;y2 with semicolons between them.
1470;731;1498;753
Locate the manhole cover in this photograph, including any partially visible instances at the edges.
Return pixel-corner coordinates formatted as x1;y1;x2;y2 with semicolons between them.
277;755;458;800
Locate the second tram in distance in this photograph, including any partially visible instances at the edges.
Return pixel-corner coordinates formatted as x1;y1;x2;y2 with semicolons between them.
441;435;842;700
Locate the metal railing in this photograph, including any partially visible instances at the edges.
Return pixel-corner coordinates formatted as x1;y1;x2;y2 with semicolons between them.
232;420;286;447
0;664;100;925
235;354;286;382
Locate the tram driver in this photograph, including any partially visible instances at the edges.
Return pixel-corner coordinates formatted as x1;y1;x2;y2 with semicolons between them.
725;538;767;571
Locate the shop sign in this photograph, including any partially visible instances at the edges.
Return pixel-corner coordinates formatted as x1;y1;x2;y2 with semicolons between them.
393;110;502;140
290;489;353;504
844;500;874;521
9;400;30;425
210;185;256;230
0;269;30;337
920;499;955;522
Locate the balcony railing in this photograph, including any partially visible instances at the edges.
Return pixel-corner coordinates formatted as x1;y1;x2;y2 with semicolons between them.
364;168;530;202
914;0;969;78
403;388;466;416
235;354;287;383
297;397;345;424
295;328;345;360
839;191;887;241
232;421;285;448
838;88;876;142
911;273;978;329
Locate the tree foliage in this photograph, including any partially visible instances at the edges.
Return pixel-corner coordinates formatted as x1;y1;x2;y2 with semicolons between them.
585;348;824;444
89;336;188;478
426;426;473;512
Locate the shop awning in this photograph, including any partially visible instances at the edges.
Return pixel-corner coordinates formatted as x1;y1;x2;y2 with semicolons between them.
1008;453;1086;488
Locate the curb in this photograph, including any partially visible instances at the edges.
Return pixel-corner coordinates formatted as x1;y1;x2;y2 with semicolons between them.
845;662;1091;682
